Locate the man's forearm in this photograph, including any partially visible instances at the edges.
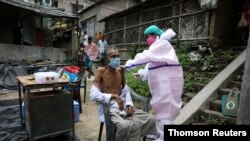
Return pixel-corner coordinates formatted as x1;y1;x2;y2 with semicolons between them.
90;85;112;104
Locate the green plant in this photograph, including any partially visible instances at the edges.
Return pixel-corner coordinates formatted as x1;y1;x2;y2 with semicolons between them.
125;66;151;98
200;115;227;125
201;54;219;71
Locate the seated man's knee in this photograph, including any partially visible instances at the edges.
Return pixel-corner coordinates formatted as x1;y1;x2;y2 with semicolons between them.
149;114;156;122
116;120;130;133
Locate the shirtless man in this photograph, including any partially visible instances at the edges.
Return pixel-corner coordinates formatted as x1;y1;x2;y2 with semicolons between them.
90;47;156;141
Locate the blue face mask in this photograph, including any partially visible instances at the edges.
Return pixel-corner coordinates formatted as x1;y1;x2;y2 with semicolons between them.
108;58;120;68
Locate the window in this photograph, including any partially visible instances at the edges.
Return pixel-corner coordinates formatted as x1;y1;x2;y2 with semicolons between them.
81;17;96;38
42;0;52;6
52;0;58;7
72;4;83;14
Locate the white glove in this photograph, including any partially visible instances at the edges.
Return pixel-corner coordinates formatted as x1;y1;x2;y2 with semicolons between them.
132;73;142;80
125;60;134;67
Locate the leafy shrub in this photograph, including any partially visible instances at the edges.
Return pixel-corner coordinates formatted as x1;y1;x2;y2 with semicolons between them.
125;66;151;98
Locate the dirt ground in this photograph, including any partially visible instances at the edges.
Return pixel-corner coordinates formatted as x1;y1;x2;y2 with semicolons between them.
75;77;107;141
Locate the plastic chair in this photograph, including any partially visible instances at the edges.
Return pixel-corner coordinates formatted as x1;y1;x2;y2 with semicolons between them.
98;86;150;141
68;69;87;113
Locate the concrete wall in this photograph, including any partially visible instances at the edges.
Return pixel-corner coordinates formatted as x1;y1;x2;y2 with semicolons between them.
0;21;12;44
0;44;67;63
209;0;236;44
79;0;138;41
57;0;85;13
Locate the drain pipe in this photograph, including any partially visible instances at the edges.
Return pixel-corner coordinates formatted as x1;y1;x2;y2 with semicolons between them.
237;31;250;124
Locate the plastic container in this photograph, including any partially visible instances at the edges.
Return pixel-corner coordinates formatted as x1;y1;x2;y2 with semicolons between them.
62;71;78;82
74;101;80;122
33;72;60;84
64;66;80;74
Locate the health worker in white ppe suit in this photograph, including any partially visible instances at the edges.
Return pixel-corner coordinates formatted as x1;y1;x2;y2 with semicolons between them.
125;25;184;141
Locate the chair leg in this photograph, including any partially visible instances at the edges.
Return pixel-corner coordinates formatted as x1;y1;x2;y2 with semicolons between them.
143;136;146;141
78;92;82;113
98;122;104;141
83;78;87;103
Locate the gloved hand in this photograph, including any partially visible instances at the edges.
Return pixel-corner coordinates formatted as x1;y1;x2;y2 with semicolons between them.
132;73;142;80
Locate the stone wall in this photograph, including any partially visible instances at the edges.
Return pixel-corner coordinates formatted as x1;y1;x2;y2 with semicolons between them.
57;0;85;13
0;44;67;63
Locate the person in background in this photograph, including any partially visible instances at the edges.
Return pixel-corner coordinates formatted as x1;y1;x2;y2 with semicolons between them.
125;25;184;141
97;34;108;66
84;36;99;78
90;47;156;141
80;31;88;47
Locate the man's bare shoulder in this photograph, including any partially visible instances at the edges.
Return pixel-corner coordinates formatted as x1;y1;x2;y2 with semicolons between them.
96;67;106;73
116;67;124;72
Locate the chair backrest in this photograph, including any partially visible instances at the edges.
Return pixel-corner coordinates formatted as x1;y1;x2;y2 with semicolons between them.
128;86;150;112
103;103;116;141
68;68;86;91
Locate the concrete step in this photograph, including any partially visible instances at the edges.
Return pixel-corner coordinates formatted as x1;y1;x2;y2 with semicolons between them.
181;101;187;108
218;63;229;69
199;109;236;125
234;74;243;82
195;77;212;83
217;88;232;99
191;122;207;125
184;92;196;99
209;99;222;112
228;80;242;89
204;72;220;78
182;92;196;102
231;46;247;51
193;82;206;92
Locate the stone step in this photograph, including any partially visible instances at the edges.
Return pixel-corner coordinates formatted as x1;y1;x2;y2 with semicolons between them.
195;77;212;83
199;109;236;125
219;63;229;68
181;101;187;108
209;99;222;112
234;74;243;82
228;80;242;89
204;72;220;78
193;82;206;92
217;88;232;99
231;46;247;51
191;122;207;125
182;92;196;102
184;92;196;99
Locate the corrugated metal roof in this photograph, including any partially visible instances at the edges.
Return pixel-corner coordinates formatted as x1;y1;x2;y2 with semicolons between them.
0;0;77;18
